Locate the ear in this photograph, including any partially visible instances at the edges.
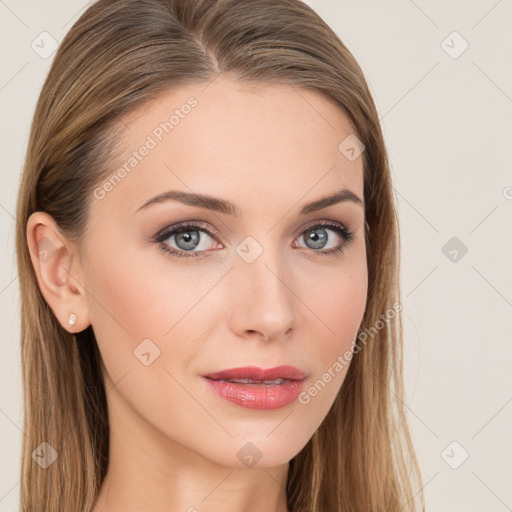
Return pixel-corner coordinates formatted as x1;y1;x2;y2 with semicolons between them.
26;211;91;333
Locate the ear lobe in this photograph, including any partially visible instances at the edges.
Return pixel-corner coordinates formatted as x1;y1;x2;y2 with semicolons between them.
26;211;90;333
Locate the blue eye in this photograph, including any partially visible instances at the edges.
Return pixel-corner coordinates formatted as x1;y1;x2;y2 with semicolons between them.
154;221;218;259
153;220;354;259
293;222;354;257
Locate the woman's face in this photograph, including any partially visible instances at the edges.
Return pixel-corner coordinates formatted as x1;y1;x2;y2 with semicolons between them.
80;76;368;469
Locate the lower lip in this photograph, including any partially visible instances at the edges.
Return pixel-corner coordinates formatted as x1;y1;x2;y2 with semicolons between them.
203;377;306;410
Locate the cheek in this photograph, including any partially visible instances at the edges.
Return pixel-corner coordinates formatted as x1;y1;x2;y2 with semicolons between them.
332;268;368;340
82;246;210;428
83;242;220;379
299;257;368;404
85;236;184;335
82;241;168;380
309;257;368;349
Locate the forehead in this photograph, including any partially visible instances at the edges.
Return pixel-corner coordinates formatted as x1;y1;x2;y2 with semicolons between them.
94;75;364;218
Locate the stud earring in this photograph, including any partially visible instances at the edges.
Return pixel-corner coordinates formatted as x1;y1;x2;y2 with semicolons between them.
68;313;77;327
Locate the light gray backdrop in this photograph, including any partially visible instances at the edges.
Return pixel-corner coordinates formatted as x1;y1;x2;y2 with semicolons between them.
1;1;511;511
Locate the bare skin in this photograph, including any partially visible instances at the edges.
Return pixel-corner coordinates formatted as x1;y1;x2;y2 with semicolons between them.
27;75;368;512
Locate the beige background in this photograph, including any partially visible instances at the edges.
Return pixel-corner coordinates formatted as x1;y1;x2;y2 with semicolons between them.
1;1;511;510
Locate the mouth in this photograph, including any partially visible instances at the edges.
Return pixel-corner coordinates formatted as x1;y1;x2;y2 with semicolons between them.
203;365;307;382
207;377;288;386
202;366;307;410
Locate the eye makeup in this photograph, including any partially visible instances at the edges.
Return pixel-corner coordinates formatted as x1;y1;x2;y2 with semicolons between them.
151;219;355;260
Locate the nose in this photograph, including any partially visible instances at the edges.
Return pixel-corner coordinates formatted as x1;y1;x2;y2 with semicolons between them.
228;246;297;342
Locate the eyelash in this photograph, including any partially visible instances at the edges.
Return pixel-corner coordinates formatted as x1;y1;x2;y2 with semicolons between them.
153;220;354;260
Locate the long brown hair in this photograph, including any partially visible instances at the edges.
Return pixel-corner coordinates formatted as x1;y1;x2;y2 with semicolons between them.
15;0;424;510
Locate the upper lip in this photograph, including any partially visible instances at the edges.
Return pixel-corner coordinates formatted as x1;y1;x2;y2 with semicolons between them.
203;365;307;381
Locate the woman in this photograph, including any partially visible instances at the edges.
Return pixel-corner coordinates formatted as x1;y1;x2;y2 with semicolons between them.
16;0;424;510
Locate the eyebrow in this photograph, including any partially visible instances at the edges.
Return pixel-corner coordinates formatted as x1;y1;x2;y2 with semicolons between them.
134;187;364;216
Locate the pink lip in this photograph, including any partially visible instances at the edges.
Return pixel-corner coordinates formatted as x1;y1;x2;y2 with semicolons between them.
202;365;307;410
